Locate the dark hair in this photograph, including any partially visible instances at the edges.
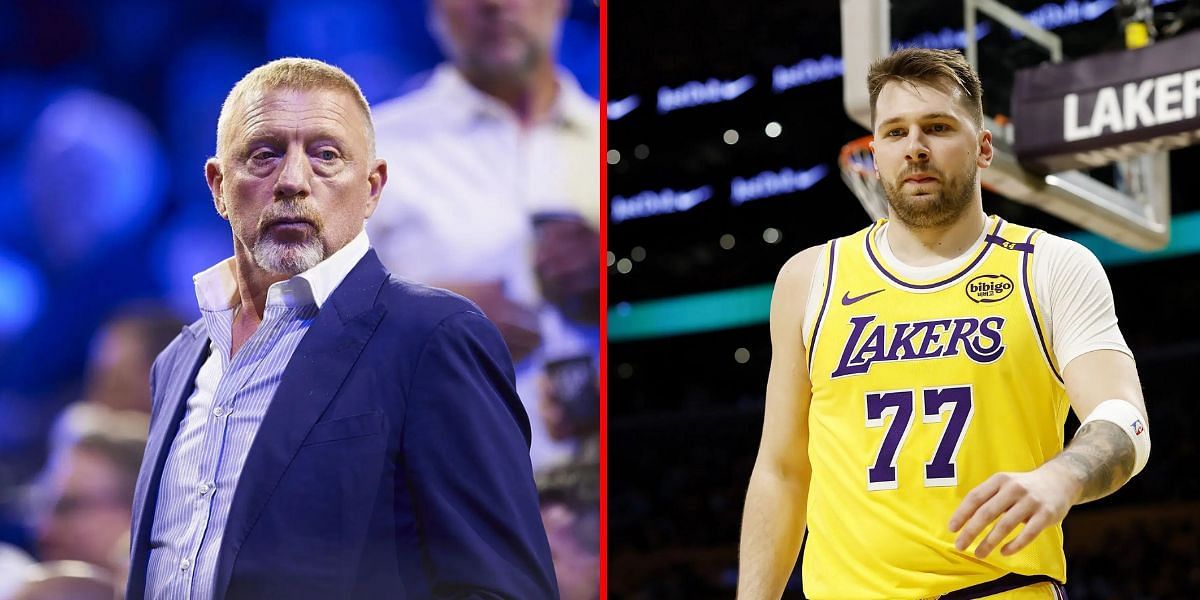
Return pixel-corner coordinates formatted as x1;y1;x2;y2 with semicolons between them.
867;48;984;127
104;301;186;360
75;432;145;504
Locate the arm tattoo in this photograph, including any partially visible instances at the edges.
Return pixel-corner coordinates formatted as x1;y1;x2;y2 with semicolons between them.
1054;421;1136;504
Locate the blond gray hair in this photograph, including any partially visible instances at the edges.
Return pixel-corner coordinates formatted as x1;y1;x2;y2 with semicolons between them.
215;57;375;160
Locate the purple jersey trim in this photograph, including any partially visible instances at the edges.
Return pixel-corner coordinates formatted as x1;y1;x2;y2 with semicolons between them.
985;233;1036;252
1020;229;1065;384
865;218;1004;290
940;573;1066;599
807;239;838;374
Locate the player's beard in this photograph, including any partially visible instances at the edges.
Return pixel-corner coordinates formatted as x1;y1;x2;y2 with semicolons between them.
251;203;327;276
881;161;977;229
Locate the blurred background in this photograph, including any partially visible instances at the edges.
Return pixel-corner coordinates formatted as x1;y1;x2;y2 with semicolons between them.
608;0;1200;598
0;0;598;597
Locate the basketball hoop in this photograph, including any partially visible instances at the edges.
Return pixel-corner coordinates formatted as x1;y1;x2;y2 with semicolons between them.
838;135;889;221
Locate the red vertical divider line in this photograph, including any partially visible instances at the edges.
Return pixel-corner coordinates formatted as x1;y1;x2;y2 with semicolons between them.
598;0;609;596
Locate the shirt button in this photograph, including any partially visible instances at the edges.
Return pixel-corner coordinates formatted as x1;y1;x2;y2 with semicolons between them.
180;558;191;571
198;482;213;496
212;406;226;417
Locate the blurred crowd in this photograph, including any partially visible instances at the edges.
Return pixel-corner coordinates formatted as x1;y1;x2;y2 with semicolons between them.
0;0;598;598
1066;515;1200;599
0;309;178;597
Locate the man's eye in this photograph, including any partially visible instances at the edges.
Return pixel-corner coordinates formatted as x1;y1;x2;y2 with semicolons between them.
317;150;339;161
251;150;277;161
887;129;904;137
929;123;949;133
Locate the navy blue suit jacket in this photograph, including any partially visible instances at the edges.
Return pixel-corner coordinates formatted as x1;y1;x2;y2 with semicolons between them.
127;250;559;599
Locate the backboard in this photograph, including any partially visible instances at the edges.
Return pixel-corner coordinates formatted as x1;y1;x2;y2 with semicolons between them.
840;0;1180;250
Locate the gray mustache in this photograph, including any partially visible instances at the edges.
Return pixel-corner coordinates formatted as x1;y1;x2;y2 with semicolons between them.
260;203;322;232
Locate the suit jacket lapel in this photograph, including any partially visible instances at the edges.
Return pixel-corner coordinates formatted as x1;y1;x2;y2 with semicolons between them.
212;250;390;598
127;321;210;599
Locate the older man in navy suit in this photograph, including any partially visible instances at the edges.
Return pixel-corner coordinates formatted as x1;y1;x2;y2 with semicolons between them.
126;57;559;599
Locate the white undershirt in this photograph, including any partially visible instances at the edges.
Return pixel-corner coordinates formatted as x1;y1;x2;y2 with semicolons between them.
803;222;1132;372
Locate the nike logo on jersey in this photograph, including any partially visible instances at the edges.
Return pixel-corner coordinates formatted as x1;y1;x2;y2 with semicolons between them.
841;289;884;305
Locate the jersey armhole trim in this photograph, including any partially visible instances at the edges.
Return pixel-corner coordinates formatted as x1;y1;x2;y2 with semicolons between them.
806;239;838;375
1020;229;1065;385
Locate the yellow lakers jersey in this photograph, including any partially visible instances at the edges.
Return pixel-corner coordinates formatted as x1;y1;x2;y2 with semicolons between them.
802;216;1069;599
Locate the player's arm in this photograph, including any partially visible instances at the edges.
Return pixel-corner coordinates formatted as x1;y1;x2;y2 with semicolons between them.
737;245;823;600
950;238;1148;558
1051;349;1145;502
949;351;1146;557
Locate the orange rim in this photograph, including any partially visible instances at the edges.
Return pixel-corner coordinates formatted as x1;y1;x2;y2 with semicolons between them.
839;134;876;176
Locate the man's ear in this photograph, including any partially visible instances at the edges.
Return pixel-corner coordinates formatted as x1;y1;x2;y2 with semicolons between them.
364;158;388;220
206;158;227;220
977;128;994;169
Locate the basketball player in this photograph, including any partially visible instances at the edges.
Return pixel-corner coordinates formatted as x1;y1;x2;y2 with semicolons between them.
737;48;1150;599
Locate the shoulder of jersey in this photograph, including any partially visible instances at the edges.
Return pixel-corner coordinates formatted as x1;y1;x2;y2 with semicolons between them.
1025;228;1106;272
1032;229;1089;252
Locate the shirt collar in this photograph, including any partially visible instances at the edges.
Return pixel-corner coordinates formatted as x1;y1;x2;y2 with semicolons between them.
192;229;371;312
430;63;597;131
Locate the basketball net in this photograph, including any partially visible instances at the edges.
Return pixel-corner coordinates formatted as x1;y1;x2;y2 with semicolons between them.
838;135;889;221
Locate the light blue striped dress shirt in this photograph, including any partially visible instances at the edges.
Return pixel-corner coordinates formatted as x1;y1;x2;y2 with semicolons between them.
144;232;369;599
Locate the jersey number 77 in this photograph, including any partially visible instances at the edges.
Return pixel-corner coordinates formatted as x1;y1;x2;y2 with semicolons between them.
866;385;974;490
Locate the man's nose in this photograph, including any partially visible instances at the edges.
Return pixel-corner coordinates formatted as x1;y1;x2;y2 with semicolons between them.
274;149;312;199
905;131;930;162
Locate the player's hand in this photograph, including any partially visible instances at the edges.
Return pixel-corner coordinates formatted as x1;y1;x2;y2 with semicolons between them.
947;463;1082;558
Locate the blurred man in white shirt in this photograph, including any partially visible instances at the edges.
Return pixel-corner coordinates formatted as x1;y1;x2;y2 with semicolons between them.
368;0;599;471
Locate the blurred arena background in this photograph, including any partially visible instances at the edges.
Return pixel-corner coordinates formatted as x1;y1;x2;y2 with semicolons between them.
0;0;597;595
608;0;1200;597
